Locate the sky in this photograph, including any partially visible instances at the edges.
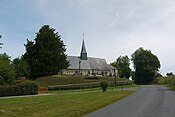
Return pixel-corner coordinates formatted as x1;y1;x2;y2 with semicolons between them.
0;0;175;75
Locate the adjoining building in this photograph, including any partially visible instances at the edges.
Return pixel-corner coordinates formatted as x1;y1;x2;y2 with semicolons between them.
62;40;117;76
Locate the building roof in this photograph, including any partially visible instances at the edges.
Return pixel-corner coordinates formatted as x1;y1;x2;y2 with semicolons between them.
67;56;111;70
67;39;111;71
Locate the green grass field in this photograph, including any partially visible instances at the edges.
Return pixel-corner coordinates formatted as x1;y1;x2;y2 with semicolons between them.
0;90;134;117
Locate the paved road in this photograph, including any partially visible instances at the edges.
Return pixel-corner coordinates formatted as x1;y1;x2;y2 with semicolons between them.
86;85;175;117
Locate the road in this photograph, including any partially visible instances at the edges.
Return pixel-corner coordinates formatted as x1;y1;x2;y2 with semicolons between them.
86;85;175;117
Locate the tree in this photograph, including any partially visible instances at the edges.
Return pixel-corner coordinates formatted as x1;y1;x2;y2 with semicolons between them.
111;55;131;78
131;47;161;84
0;53;16;85
23;25;69;79
166;72;175;77
0;35;3;48
13;57;30;78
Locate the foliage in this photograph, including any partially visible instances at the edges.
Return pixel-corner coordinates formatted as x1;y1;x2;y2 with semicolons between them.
23;25;69;80
48;80;133;91
166;72;175;77
0;90;133;117
0;53;16;85
13;57;30;78
111;55;131;78
100;81;108;92
131;47;161;84
155;76;175;87
0;80;38;97
0;34;3;48
155;72;162;77
50;84;137;94
48;82;100;90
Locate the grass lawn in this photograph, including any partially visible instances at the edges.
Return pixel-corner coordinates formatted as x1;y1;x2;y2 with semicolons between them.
0;90;134;117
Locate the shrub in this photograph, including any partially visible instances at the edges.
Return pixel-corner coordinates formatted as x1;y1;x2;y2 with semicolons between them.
20;80;38;95
0;54;16;85
156;77;175;85
0;80;38;97
100;81;108;92
154;77;175;90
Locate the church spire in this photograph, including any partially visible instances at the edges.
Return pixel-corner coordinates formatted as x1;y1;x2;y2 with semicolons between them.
81;39;87;53
80;34;87;60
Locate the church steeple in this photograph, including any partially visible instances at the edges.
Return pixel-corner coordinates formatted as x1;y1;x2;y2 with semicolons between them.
80;35;87;60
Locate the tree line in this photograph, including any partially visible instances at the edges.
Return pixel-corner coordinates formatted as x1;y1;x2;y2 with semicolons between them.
0;24;170;85
111;47;161;85
0;25;69;85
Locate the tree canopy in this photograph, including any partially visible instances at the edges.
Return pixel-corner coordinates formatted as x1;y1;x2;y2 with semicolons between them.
13;57;30;78
166;72;175;77
131;47;161;84
23;25;69;79
0;53;16;85
0;35;3;48
111;55;131;78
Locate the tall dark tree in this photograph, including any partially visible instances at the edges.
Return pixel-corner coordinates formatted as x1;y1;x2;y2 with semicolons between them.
111;55;131;78
23;25;69;79
131;47;161;84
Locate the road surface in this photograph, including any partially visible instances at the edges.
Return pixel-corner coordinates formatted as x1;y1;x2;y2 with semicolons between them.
86;85;175;117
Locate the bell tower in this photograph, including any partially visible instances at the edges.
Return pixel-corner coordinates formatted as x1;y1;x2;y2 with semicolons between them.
80;35;87;60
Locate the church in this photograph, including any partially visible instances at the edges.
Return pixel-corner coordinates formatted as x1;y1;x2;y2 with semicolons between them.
62;40;116;76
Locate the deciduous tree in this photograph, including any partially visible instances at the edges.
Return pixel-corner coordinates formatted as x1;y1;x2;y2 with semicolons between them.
0;53;16;85
166;72;175;77
131;47;161;84
13;57;30;78
111;55;131;78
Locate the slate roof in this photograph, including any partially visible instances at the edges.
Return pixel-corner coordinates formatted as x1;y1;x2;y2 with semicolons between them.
67;56;111;70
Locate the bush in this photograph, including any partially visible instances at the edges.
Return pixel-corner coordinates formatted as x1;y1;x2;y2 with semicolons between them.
154;77;175;90
0;53;16;85
20;81;38;95
0;80;38;97
100;81;108;92
155;77;175;85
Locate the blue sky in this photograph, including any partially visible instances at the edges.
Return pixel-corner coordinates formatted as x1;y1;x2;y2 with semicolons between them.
1;0;175;75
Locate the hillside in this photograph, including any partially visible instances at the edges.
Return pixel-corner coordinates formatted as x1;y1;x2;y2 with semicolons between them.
35;75;131;86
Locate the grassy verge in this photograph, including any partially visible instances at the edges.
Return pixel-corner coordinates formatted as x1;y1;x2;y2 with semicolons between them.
0;90;134;117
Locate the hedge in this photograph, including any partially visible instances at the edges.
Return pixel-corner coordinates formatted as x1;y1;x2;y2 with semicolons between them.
48;81;133;91
48;82;100;90
0;80;38;97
